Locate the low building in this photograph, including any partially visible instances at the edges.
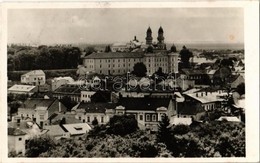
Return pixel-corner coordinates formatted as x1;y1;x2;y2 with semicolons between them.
8;128;26;155
116;97;174;131
51;76;74;91
17;98;67;128
62;123;92;137
72;102;116;125
21;70;46;85
8;84;37;96
52;84;81;102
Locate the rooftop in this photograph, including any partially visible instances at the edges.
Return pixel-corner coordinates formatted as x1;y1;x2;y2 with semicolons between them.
76;102;116;113
8;84;36;92
63;123;91;135
83;52;144;59
22;70;45;76
118;97;171;111
8;127;27;136
21;98;57;109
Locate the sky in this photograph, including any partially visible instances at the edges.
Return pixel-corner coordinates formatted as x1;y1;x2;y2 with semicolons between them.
8;8;244;45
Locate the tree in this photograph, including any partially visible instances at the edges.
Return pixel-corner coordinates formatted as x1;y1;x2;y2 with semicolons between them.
132;62;147;77
107;115;138;136
92;117;98;126
236;82;245;95
180;46;193;69
105;45;112;52
84;46;97;56
25;136;55;157
157;115;171;144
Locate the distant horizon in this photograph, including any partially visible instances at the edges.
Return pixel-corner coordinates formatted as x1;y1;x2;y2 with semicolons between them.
8;8;244;45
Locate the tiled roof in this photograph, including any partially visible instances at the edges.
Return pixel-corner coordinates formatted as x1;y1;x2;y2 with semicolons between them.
45;125;66;136
83;52;144;59
117;97;171;111
22;70;45;76
8;84;36;92
54;84;81;94
49;113;82;125
77;102;116;113
8;128;27;136
184;91;227;104
22;98;56;109
181;69;207;75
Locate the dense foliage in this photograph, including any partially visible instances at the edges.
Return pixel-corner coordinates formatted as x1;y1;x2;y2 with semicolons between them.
21;116;245;158
132;62;147;77
8;45;82;71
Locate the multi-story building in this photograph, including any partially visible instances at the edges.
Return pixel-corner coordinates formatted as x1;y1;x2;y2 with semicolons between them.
82;26;179;76
21;70;46;85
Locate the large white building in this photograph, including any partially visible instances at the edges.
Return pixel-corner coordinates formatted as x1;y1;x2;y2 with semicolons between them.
82;26;179;76
21;70;46;85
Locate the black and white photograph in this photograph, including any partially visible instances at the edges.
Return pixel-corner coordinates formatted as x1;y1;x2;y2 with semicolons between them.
1;1;259;162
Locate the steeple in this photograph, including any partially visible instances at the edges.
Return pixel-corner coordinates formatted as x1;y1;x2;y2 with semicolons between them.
157;26;165;49
146;26;153;45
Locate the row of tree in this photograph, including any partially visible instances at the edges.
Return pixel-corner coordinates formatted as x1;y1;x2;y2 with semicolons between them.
8;46;82;71
16;114;245;158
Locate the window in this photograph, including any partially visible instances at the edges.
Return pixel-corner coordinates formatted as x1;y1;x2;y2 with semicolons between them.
79;116;81;120
87;117;90;122
101;117;104;123
18;138;22;141
139;115;143;121
146;114;150;121
152;114;157;121
39;115;44;120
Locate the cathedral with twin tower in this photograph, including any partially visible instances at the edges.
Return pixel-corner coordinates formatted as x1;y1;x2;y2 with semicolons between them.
82;26;178;76
146;26;167;50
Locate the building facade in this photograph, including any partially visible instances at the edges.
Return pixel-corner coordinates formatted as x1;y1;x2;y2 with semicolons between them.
82;26;179;76
21;70;46;85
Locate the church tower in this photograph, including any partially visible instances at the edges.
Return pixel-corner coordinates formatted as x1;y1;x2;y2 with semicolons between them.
146;27;153;45
157;26;165;49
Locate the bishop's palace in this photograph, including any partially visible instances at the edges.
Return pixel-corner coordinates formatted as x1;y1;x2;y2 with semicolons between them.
83;26;179;75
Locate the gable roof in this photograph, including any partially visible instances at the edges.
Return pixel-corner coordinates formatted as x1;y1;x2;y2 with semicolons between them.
8;128;27;136
21;98;57;109
83;52;144;59
49;113;82;125
45;125;66;137
22;70;45;76
181;69;207;75
54;84;81;94
184;91;227;104
117;97;171;111
76;102;116;113
8;84;36;92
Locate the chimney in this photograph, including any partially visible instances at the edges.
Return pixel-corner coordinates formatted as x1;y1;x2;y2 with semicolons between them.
59;102;61;112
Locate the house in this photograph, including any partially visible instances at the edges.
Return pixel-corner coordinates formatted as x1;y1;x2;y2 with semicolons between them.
52;84;81;102
8;128;26;155
21;70;46;85
8;84;37;96
71;102;116;125
8;118;47;140
180;69;211;86
116;97;174;131
51;76;74;91
179;90;228;120
17;98;67;128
